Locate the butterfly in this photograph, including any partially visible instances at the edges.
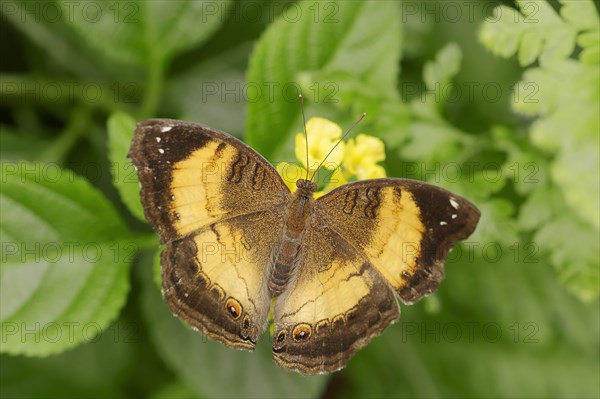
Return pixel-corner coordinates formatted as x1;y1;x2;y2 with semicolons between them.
129;118;480;375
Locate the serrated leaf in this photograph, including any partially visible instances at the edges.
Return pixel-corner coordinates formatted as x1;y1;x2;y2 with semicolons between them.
469;198;519;246
518;29;543;66
246;0;401;158
518;185;557;230
107;111;145;221
535;216;600;302
578;29;600;65
551;144;600;231
0;162;133;356
61;0;233;66
479;0;589;67
478;6;524;59
399;122;464;164
138;259;327;399
423;42;462;94
559;0;600;31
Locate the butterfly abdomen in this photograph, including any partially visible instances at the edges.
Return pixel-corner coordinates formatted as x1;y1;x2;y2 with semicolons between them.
269;184;315;297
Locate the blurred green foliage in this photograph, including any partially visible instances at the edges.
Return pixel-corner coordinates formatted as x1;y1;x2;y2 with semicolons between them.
1;1;598;398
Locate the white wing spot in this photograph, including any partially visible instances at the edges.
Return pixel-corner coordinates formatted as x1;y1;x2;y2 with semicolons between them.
158;148;165;154
155;137;162;143
160;126;172;132
452;214;457;219
450;198;459;209
440;221;448;226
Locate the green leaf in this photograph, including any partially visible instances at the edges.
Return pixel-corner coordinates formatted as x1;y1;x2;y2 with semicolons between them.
491;126;549;196
478;0;589;67
246;0;401;158
551;142;600;231
399;122;465;164
578;31;600;65
139;256;328;399
107;111;145;221
470;198;519;246
559;0;600;31
518;185;557;231
422;42;462;99
478;5;524;59
61;0;233;67
1;317;136;398
164;43;249;136
518;183;599;301
0;126;50;162
514;60;600;229
0;162;133;356
1;1;117;79
535;216;600;302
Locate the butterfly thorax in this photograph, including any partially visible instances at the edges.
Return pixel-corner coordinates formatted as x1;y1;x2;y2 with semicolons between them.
269;179;317;297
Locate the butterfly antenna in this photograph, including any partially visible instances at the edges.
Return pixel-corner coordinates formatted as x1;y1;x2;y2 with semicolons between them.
299;94;310;181
309;112;366;182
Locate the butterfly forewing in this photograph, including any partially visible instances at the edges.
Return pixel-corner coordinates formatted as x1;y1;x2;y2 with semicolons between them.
316;178;481;304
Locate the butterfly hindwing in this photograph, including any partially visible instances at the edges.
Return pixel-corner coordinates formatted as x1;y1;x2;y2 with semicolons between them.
272;224;399;375
161;209;284;349
129;119;290;349
317;178;481;304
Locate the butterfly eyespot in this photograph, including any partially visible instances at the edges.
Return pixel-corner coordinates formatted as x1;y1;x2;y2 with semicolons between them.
292;324;312;341
225;298;242;319
243;315;250;329
276;330;286;343
401;270;410;279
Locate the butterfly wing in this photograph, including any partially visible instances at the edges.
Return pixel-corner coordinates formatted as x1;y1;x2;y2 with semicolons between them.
272;178;479;374
272;224;399;375
317;178;480;304
130;119;290;349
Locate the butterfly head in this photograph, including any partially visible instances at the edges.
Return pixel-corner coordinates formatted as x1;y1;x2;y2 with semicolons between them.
296;179;317;195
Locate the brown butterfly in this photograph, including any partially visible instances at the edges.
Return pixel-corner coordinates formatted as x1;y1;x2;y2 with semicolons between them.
129;117;480;375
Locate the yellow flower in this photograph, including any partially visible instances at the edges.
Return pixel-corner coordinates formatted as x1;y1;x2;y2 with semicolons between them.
355;164;386;181
295;117;345;172
276;117;386;196
344;134;386;178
